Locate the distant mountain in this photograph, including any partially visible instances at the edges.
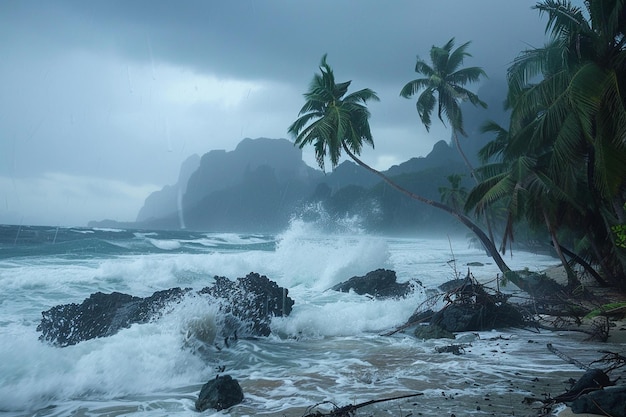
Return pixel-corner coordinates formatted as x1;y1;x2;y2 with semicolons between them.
135;153;200;225
89;79;511;234
91;136;471;233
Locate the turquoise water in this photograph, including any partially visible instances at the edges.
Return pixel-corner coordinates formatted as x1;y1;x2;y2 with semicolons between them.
0;221;611;416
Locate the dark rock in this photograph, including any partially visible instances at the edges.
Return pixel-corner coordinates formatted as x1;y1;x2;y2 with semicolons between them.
38;273;294;346
570;386;626;416
431;301;524;332
554;368;613;402
466;262;484;267
37;288;189;347
196;374;244;411
430;274;524;333
435;344;466;355
406;309;436;325
331;269;415;298
438;277;473;293
199;272;295;337
414;324;455;340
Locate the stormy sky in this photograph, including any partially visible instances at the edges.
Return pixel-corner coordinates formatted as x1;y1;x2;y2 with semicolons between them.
1;1;565;227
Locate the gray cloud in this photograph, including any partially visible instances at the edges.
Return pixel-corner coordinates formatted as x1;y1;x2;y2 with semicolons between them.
0;0;572;226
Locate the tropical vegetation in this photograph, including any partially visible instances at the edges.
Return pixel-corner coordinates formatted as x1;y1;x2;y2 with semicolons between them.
466;0;626;289
400;38;487;181
290;0;626;291
288;55;512;274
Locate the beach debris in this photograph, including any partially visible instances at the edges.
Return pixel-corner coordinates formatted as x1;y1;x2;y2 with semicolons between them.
537;346;626;416
388;270;527;336
302;392;423;417
195;374;244;411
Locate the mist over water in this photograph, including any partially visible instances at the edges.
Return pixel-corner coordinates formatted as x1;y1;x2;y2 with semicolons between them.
0;218;608;416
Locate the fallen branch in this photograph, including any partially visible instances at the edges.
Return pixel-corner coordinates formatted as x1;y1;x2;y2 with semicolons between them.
302;392;423;417
547;343;589;370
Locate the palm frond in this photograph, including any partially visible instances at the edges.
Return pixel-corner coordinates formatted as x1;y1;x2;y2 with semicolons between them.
400;78;430;98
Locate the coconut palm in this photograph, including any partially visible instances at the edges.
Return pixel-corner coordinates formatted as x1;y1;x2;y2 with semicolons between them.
468;0;626;287
288;55;512;275
400;38;487;181
438;174;468;212
507;0;626;285
467;121;584;287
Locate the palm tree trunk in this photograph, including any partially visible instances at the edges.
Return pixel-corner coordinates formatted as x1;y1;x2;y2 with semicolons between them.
341;142;512;275
542;209;580;288
452;130;477;182
452;130;496;244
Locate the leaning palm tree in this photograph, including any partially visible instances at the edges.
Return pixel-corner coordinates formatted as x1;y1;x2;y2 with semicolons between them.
288;54;512;275
505;0;626;286
400;38;487;181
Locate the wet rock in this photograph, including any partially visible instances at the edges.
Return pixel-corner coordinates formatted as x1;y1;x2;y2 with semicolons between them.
435;344;466;355
438;277;473;293
196;374;244;411
199;272;295;337
554;368;613;402
431;300;524;332
331;269;416;298
37;287;189;347
570;386;626;416
414;324;455;340
38;272;294;346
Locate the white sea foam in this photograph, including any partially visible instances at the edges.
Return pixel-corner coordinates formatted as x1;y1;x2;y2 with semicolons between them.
0;219;594;417
147;238;182;250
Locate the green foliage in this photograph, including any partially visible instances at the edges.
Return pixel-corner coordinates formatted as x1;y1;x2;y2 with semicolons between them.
288;54;379;171
469;0;626;285
584;302;626;319
613;226;626;249
400;38;487;136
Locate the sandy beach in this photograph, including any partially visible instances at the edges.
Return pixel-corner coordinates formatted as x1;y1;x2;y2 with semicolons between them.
540;266;625;417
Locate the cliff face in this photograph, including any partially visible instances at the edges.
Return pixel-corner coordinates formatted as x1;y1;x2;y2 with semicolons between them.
136;154;200;223
183;138;316;209
129;136;466;233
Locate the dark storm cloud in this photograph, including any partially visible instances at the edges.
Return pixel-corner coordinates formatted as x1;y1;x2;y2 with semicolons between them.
0;0;568;226
7;0;547;84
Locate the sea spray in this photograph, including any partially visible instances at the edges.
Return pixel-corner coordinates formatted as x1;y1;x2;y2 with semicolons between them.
272;217;392;290
1;223;576;416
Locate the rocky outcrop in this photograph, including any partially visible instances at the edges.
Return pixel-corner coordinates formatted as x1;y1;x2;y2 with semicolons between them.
37;288;189;347
37;273;294;346
331;269;416;298
199;272;294;337
413;324;456;340
430;301;525;333
400;275;526;335
571;386;626;416
196;374;244;411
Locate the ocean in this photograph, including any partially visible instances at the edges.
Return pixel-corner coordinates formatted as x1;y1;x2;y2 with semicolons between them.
0;220;617;416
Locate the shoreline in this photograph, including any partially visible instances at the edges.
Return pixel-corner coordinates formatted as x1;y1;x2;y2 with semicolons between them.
533;266;625;416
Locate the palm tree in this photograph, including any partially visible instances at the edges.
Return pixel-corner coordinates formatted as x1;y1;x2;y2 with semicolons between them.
466;121;584;287
505;0;626;286
288;55;512;275
438;174;467;212
400;38;487;181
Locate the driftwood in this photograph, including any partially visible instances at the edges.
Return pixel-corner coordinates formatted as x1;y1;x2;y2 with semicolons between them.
592;351;626;374
302;392;423;417
537;316;610;342
547;343;589;370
